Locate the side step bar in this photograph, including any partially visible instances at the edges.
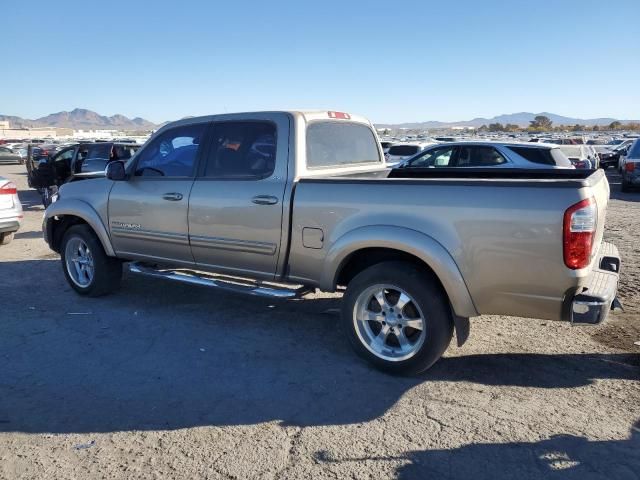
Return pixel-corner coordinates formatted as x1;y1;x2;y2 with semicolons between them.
129;262;313;299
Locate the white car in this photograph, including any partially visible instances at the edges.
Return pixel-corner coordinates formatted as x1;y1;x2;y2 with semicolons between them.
0;176;23;245
557;145;593;169
385;142;435;166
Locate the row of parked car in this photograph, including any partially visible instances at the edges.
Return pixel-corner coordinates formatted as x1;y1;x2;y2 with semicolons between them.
380;137;640;191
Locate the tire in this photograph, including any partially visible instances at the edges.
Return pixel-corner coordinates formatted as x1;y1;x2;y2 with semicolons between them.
0;232;14;245
621;178;630;193
341;261;454;375
60;224;122;296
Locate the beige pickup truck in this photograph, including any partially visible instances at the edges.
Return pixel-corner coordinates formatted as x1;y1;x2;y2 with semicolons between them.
43;111;621;374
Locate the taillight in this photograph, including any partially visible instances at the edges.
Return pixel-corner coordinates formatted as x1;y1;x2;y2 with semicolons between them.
0;182;17;195
625;162;635;172
563;197;596;270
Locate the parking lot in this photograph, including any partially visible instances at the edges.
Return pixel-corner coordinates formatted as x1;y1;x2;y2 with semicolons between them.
0;163;638;479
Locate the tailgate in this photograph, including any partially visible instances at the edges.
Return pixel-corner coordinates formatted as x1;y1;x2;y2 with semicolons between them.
587;170;610;261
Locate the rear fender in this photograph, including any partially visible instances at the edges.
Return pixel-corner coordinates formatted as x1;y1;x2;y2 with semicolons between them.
322;225;478;319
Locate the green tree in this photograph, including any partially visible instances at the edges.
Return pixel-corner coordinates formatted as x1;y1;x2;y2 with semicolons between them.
488;123;504;132
529;115;553;130
505;123;520;132
609;121;622;130
592;125;600;131
572;124;584;132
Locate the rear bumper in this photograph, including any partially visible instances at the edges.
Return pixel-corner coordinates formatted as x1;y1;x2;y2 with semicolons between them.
565;242;621;325
0;218;21;234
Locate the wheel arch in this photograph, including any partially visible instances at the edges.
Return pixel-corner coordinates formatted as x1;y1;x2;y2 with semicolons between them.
324;225;478;319
45;200;115;256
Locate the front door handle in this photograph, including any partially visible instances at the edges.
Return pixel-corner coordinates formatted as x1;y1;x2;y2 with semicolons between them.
162;192;183;201
252;195;279;205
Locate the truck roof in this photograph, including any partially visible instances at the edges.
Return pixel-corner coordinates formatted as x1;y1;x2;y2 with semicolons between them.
159;110;373;131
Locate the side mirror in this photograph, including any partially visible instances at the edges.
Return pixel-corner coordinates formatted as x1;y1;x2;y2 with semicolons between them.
105;161;126;181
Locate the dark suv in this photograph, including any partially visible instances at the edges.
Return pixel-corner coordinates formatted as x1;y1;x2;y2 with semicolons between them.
27;142;140;206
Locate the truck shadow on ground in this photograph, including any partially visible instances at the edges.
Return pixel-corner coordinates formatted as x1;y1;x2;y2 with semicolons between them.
315;421;640;480
1;259;638;434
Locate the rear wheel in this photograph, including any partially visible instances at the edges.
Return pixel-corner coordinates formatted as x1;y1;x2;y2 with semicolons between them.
341;261;453;375
621;178;630;193
61;225;122;296
0;232;14;245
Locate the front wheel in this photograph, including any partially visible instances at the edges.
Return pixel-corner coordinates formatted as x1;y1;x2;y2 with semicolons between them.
61;224;123;296
341;261;453;375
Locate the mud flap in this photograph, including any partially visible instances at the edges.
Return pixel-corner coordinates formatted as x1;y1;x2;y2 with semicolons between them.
453;315;470;347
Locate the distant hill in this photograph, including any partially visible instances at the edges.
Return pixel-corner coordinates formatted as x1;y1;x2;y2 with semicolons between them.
377;112;640;129
0;108;157;130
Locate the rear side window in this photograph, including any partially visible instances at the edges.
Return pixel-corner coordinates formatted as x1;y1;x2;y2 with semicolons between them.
388;145;419;156
457;146;507;166
204;121;276;179
307;122;381;168
507;146;571;166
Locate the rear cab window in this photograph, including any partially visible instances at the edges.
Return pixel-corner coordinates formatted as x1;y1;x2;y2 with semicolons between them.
457;146;507;167
306;122;381;168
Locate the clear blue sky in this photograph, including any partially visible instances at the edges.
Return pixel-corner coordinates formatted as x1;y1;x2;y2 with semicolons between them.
3;0;639;123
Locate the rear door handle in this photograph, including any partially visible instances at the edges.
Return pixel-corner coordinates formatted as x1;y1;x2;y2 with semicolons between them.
252;195;279;205
162;192;183;201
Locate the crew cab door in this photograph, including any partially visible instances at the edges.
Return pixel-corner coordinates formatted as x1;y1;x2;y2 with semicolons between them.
188;114;289;279
108;122;208;263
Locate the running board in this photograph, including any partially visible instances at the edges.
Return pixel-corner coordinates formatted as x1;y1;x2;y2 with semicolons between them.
128;262;313;299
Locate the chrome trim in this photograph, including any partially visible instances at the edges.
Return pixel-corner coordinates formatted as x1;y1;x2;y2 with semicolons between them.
129;262;311;298
111;227;189;245
189;235;277;255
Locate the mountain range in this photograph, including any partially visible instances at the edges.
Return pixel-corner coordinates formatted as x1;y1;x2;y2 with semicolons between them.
1;109;638;131
0;108;157;131
376;112;640;129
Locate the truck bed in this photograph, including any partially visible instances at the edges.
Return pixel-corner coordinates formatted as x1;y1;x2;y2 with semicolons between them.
290;168;610;321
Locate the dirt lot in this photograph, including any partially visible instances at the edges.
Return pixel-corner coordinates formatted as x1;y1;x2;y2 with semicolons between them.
0;164;638;480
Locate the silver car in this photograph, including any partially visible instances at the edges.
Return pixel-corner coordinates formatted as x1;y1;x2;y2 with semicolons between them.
396;142;574;169
0;176;23;245
0;146;24;165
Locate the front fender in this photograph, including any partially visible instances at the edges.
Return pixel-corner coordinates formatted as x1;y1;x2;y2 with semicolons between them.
321;225;478;319
44;199;115;257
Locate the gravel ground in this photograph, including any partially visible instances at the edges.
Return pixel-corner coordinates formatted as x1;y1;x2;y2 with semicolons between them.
0;164;638;480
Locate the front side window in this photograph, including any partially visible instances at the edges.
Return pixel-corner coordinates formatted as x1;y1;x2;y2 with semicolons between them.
457;146;507;167
204;122;276;179
307;122;381;168
405;147;456;167
135;123;207;177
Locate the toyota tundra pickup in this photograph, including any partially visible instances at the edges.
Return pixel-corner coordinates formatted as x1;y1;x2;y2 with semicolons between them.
42;111;621;374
